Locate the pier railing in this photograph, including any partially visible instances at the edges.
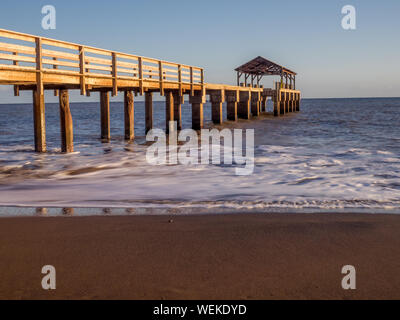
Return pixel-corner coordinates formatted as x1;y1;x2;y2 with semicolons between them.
0;28;204;96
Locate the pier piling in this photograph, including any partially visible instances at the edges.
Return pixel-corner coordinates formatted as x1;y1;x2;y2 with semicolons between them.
100;91;111;141
261;96;267;112
124;90;134;141
173;92;183;130
251;91;260;116
59;89;73;153
33;90;46;152
210;91;224;124
190;91;204;130
238;91;251;119
226;91;238;121
145;92;153;134
165;91;175;133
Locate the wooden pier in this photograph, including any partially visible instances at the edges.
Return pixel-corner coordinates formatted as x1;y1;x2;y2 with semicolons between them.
0;29;300;153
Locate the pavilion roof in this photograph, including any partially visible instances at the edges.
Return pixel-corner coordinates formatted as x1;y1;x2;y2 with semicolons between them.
235;56;296;76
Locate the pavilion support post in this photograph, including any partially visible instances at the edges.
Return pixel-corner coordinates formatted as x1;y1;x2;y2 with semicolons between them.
238;91;251;119
210;90;224;124
59;89;73;153
100;91;111;141
190;91;204;130
173;92;183;130
124;90;134;141
33;90;46;152
226;91;238;121
145;91;153;134
251;91;260;116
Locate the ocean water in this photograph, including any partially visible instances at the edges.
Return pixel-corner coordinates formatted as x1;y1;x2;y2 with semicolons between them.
0;97;399;216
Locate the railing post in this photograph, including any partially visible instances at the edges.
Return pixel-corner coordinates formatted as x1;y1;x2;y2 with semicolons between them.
138;57;144;95
35;37;43;96
159;61;164;96
178;64;182;96
79;46;86;96
53;57;59;96
112;52;118;97
190;66;194;96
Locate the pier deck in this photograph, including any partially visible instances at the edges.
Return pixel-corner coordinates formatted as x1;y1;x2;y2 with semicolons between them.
0;28;300;152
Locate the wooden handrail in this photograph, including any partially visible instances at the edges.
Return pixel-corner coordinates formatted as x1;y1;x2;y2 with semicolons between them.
0;28;204;96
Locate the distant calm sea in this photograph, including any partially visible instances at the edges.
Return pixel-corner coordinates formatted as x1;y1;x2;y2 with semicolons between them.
0;97;399;216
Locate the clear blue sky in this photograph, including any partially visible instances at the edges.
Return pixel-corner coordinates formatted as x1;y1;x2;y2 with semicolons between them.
0;0;399;103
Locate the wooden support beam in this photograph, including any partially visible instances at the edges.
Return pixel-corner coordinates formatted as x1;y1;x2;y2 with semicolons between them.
100;91;110;141
173;92;182;130
190;91;204;130
165;90;174;133
210;90;224;124
124;90;134;141
251;91;260;117
226;91;238;122
59;89;73;153
145;91;153;134
238;91;251;119
33;90;46;152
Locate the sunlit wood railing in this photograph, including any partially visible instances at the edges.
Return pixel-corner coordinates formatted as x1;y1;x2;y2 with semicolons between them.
0;28;204;96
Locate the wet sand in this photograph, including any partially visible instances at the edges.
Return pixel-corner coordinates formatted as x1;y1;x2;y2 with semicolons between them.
1;213;400;300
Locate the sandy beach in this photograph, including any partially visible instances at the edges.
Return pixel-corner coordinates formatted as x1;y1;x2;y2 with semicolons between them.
0;213;400;300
